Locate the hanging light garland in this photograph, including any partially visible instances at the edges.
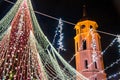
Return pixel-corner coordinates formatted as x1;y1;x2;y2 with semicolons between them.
52;18;66;53
90;28;97;62
89;55;120;79
57;18;66;52
107;71;120;80
117;35;120;53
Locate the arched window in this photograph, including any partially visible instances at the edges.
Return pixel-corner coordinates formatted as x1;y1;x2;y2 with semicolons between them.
76;42;79;52
90;25;93;29
82;40;86;50
95;78;97;80
94;62;97;69
81;25;85;29
85;60;88;69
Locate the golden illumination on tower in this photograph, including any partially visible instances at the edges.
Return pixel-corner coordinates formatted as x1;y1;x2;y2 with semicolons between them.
74;17;106;80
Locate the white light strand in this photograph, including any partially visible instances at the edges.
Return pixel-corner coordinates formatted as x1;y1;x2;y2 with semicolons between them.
117;35;120;53
52;18;62;46
89;55;120;79
4;0;14;4
90;28;97;62
101;37;117;55
88;36;117;68
52;18;66;52
107;71;120;80
57;18;66;51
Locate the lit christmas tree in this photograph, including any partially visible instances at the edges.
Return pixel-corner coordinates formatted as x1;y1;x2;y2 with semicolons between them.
0;0;88;80
0;0;46;79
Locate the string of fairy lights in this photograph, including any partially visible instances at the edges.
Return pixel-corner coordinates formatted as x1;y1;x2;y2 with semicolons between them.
2;0;120;79
90;28;98;62
28;0;89;79
0;2;46;79
52;18;66;53
30;0;88;80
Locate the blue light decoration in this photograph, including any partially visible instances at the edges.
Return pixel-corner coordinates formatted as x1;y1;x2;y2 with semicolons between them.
52;18;66;53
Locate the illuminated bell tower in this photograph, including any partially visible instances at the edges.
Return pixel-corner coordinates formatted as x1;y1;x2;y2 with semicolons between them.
74;5;106;80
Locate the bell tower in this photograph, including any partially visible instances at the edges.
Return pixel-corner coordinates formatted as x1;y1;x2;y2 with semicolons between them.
74;5;106;80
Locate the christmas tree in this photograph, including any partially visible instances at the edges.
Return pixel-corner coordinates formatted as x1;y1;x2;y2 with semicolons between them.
0;0;88;80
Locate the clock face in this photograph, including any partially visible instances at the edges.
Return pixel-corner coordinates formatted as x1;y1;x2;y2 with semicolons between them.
80;25;85;29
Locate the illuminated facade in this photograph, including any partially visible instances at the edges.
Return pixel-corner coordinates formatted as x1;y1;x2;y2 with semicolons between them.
74;19;106;80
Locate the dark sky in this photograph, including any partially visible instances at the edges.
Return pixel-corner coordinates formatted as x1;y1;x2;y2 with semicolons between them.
0;0;120;79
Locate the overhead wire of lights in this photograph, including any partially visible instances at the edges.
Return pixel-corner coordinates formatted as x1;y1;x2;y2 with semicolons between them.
4;0;119;38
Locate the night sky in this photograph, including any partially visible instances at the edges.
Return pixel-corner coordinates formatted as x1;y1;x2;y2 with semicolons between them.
0;0;120;79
